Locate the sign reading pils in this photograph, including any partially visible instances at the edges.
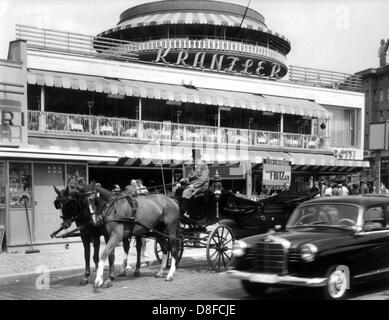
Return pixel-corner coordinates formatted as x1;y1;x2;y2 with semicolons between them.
153;47;287;79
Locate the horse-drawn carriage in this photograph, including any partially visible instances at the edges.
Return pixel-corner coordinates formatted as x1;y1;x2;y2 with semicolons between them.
154;175;319;272
52;174;319;287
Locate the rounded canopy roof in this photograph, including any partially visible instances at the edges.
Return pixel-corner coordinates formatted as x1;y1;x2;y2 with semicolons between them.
118;0;267;28
98;0;290;45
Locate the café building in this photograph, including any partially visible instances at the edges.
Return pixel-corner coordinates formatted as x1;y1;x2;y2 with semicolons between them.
0;0;368;249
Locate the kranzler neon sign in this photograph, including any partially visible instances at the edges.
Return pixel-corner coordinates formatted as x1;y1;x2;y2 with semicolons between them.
153;47;284;79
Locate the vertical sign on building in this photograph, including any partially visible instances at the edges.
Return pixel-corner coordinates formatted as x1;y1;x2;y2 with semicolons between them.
262;159;291;189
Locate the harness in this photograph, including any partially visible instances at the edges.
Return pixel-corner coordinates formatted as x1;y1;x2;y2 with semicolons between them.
97;191;180;242
102;192;138;223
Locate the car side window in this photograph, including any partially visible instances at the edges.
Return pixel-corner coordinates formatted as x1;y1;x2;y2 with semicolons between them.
364;206;386;231
383;205;389;229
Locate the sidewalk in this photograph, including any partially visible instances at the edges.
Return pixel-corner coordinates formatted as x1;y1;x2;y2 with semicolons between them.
0;239;206;283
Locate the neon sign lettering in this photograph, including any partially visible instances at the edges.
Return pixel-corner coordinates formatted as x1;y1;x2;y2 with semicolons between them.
154;48;284;79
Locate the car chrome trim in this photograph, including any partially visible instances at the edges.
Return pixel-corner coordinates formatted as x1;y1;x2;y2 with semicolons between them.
227;270;327;287
356;230;389;235
354;267;389;279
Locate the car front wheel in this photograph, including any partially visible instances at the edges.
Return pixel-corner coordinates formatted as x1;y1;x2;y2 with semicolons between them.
323;265;350;300
241;280;269;297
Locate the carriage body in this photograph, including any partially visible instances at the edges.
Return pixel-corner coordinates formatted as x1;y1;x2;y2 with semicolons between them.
218;190;320;239
175;182;319;271
183;185;320;239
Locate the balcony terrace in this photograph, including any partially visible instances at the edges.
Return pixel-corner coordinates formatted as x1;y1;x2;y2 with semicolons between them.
28;110;330;151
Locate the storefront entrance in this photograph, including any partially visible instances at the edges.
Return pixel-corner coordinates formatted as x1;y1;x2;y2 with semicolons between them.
33;163;65;243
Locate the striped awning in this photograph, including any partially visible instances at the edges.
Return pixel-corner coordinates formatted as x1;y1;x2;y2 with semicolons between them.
99;12;290;44
27;70;331;119
252;151;293;164
27;137;244;166
289;152;370;168
261;95;331;119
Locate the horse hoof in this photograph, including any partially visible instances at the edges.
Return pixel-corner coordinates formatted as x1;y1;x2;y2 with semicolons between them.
155;273;164;278
133;270;141;277
118;271;126;277
102;280;113;289
94;278;103;288
79;278;89;286
165;276;173;282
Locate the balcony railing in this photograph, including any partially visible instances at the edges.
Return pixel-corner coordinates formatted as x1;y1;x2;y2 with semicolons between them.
135;38;287;65
287;65;363;92
15;24;139;61
28;110;330;151
16;24;363;92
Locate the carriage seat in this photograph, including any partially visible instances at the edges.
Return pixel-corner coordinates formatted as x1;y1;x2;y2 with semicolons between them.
223;206;258;215
191;189;213;202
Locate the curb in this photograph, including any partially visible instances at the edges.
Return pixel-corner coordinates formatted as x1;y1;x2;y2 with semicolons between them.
0;254;206;286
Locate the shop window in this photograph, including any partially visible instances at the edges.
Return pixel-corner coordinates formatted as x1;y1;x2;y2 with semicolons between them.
9;163;32;208
66;164;87;190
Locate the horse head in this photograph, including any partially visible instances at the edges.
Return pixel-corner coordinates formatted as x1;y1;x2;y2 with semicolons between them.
78;184;111;227
53;185;80;230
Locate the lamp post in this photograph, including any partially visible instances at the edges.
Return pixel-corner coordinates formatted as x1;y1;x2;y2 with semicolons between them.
176;110;182;124
88;101;94;116
249;117;254;130
212;170;223;218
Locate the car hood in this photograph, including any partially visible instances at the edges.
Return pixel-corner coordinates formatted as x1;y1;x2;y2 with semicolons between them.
241;227;355;251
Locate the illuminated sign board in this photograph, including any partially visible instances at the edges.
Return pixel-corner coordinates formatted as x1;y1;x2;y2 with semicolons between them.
153;47;286;80
263;159;291;187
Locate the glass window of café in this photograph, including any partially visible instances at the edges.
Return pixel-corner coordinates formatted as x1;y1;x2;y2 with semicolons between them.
9;162;32;209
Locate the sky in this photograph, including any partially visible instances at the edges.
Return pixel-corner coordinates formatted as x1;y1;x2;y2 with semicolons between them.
0;0;388;74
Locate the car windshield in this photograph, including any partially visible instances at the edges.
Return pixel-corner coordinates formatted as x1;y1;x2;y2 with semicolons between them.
287;204;360;229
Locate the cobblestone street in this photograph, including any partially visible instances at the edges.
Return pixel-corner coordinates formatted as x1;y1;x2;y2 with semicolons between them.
1;254;389;300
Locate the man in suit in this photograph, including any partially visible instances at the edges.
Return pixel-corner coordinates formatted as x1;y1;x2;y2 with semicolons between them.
179;160;209;216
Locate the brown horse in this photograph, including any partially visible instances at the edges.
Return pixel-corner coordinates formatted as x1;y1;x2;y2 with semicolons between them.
85;185;180;287
52;186;116;286
53;185;142;287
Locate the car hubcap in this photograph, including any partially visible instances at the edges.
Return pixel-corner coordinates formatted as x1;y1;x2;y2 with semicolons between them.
328;270;347;298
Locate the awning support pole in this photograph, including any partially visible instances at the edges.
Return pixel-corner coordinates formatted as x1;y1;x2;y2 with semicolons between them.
39;86;45;132
217;106;221;143
138;97;142;139
375;150;381;193
245;160;252;198
280;113;284;147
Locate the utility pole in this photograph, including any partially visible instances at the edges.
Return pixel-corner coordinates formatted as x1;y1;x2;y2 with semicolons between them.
375;150;381;193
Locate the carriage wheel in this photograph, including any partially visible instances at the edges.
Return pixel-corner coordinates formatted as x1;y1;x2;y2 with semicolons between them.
154;239;184;268
206;225;235;272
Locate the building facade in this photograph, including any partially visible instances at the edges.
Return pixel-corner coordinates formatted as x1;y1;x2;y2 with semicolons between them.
357;64;389;190
0;0;367;249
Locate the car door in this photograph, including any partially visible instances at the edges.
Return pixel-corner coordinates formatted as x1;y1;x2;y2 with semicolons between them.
352;205;389;279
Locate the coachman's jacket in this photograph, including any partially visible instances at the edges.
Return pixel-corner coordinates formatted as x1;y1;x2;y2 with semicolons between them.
182;162;210;199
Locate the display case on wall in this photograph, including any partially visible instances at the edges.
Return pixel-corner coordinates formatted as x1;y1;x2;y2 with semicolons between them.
9;162;32;208
66;164;87;189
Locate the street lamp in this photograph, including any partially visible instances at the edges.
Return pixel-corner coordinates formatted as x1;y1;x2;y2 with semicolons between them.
249;117;254;130
88;101;94;116
212;170;223;218
176;110;182;124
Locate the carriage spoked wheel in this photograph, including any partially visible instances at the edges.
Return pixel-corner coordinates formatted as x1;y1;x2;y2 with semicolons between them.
206;225;235;272
154;239;184;268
